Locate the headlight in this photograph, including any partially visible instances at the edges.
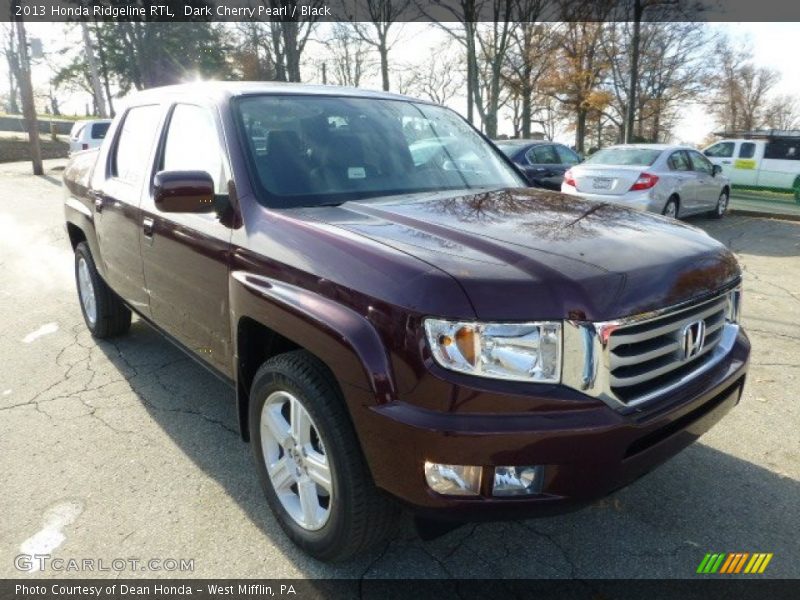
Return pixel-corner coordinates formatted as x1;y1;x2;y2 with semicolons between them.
726;287;742;323
423;319;561;383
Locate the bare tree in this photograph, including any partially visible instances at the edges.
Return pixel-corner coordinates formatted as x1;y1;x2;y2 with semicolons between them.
420;0;481;124
737;64;779;131
234;22;278;80
502;4;552;138
708;36;780;132
604;22;710;143
349;0;411;91
407;47;463;105
1;24;21;113
764;95;800;131
263;0;324;82
319;23;375;87
473;11;515;138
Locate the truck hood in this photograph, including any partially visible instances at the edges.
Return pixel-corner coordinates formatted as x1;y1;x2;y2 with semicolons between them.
292;187;740;321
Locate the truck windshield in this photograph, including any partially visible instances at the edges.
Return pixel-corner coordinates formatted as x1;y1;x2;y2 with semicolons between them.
235;95;523;208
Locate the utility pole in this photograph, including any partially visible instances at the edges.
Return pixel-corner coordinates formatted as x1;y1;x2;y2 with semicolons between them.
14;16;43;175
80;19;107;118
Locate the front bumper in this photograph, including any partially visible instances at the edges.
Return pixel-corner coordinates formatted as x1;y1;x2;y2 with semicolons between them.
345;329;749;520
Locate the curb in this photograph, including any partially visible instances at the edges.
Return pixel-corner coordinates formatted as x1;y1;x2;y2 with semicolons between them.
729;208;800;223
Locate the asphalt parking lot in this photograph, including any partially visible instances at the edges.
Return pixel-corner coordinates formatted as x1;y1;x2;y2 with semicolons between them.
1;159;798;580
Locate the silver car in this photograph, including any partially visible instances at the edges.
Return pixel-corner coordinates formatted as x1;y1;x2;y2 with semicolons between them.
560;144;731;219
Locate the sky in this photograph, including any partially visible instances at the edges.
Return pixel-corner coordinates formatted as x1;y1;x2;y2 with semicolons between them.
3;21;800;146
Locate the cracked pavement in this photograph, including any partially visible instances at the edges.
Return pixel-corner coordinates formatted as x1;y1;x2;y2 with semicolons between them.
1;160;798;579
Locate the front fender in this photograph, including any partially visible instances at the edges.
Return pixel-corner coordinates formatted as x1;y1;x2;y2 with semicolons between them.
229;270;396;405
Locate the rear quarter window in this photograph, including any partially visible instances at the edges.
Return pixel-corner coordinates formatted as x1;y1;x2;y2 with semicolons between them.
765;140;800;161
91;122;110;140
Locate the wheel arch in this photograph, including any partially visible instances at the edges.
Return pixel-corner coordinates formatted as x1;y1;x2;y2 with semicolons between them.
230;272;396;442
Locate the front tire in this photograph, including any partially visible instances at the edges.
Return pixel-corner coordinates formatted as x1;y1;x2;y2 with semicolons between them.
74;242;131;338
711;189;729;219
249;350;398;562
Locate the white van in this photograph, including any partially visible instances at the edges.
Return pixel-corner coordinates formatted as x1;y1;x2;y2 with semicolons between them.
68;119;112;155
703;133;800;200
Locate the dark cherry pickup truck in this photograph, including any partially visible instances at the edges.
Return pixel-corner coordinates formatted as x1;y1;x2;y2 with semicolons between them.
63;83;749;561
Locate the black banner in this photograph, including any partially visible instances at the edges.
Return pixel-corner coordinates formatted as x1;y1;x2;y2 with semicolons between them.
3;0;800;23
3;579;800;600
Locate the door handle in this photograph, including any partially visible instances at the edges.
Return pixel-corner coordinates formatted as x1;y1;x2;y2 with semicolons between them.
721;160;732;164
142;217;154;238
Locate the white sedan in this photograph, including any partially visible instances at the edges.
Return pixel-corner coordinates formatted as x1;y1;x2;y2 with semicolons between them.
561;144;731;219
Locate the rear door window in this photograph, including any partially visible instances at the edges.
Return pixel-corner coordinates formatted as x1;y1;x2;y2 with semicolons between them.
739;142;756;159
529;145;559;164
112;105;162;185
667;151;692;171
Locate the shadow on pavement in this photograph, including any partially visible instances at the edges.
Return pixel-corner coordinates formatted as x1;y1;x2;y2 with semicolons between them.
91;320;799;579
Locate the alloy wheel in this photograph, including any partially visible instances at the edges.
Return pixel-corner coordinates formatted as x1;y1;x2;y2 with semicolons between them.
77;257;97;326
259;390;333;531
717;191;729;216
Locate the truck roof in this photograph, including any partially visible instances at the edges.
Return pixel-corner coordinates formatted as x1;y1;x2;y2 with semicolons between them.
714;129;800;140
126;81;429;105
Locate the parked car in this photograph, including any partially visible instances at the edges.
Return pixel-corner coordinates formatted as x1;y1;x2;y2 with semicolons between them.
494;139;581;190
68;119;112;154
561;144;731;218
703;132;800;201
63;83;749;562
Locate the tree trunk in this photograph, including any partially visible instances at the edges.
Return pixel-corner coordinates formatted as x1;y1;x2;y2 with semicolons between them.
465;25;476;124
93;25;115;117
378;37;389;91
624;0;642;144
14;19;42;175
575;107;587;154
80;20;107;118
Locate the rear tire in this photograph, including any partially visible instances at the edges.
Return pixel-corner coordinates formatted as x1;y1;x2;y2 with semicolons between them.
249;350;398;562
711;189;729;219
74;242;131;338
662;197;679;219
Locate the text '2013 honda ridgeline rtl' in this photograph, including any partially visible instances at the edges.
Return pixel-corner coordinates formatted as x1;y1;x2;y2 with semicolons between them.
63;83;749;561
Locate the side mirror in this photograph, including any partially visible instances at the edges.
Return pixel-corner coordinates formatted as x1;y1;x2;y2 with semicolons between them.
712;164;723;177
153;170;215;213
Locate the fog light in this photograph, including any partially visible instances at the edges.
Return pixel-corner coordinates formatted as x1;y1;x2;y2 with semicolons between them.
493;466;544;496
424;462;482;496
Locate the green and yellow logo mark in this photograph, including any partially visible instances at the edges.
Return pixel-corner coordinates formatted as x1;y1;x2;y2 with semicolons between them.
697;552;773;574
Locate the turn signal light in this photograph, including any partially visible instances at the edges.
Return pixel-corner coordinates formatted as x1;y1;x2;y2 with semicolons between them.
629;172;659;191
563;169;576;187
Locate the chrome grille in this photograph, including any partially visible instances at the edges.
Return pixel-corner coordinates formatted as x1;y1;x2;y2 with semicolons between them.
607;293;729;404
